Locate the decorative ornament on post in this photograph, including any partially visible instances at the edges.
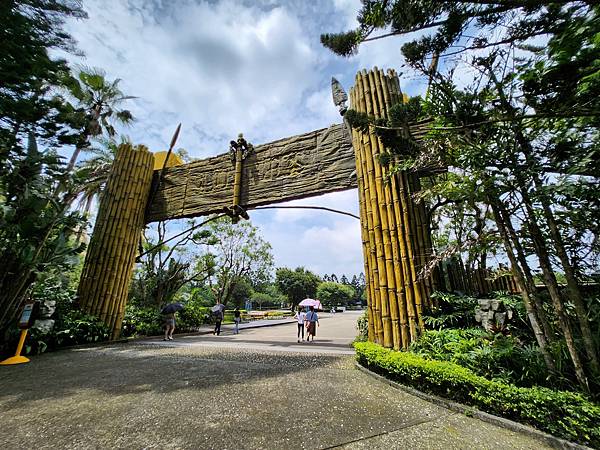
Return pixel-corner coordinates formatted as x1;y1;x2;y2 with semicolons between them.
223;133;253;223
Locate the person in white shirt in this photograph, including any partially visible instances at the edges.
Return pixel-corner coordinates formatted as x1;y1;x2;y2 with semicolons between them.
294;306;306;343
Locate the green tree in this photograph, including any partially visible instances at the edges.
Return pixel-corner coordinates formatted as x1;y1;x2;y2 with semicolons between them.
229;278;254;309
275;267;321;311
61;67;135;171
205;218;274;306
323;1;600;390
0;1;88;341
0;0;86;158
317;282;356;308
129;220;214;309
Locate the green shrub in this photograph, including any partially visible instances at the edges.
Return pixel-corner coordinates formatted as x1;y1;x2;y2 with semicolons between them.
122;301;212;337
121;305;162;337
356;310;368;341
410;328;548;387
425;292;479;329
9;309;111;355
355;341;600;447
177;304;211;329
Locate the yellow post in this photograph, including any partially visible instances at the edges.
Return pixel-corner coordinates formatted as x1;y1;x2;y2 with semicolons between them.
0;329;30;365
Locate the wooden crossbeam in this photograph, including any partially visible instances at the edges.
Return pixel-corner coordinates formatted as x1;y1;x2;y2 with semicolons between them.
145;123;356;223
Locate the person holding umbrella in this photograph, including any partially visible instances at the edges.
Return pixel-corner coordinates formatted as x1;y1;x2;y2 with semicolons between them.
161;303;184;341
305;305;319;342
212;302;225;336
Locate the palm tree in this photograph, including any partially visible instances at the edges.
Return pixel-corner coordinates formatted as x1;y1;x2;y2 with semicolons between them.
74;137;119;214
64;67;135;172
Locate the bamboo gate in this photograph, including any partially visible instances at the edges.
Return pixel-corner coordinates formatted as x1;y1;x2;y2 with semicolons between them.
77;68;437;347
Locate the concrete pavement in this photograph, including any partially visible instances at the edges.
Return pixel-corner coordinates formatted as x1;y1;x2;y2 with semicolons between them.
0;311;556;449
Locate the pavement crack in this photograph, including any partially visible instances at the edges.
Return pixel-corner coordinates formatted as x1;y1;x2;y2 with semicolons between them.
319;414;447;449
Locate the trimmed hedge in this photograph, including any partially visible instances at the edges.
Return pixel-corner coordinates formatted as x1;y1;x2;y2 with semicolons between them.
355;341;600;448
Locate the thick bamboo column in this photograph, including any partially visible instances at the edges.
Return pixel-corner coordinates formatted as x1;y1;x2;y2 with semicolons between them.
355;73;386;344
350;88;376;342
77;144;154;339
350;68;433;349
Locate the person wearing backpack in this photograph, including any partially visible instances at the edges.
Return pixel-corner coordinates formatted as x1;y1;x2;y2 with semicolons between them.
305;305;319;342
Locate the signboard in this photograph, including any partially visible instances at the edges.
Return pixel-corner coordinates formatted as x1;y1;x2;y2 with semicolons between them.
145;123;356;223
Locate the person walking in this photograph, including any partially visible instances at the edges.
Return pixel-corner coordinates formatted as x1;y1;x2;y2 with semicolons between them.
233;307;241;334
163;312;175;341
294;306;306;343
213;303;224;336
305;305;319;342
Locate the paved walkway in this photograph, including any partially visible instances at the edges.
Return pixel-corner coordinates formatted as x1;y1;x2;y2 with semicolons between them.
0;311;554;449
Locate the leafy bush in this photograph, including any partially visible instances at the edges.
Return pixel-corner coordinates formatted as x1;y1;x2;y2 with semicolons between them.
177;303;211;329
410;328;548;387
50;310;111;348
355;341;600;447
121;299;212;337
7;309;111;355
425;292;479;329
1;275;111;355
356;310;368;341
121;304;163;337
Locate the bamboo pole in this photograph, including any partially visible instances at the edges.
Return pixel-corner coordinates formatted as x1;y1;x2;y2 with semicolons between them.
382;70;426;332
367;68;403;350
349;68;435;347
364;68;396;348
350;87;375;342
77;144;155;339
408;174;432;308
378;69;410;349
355;72;386;344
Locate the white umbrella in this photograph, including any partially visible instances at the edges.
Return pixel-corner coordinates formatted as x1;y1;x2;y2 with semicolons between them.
298;298;322;309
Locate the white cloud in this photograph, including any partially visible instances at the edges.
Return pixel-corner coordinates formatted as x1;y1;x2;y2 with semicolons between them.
64;0;399;279
65;0;321;155
251;191;363;277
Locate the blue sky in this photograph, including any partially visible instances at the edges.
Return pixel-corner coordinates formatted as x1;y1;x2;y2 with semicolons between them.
64;0;432;277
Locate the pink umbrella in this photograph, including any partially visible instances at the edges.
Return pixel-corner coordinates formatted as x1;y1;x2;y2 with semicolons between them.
298;298;322;310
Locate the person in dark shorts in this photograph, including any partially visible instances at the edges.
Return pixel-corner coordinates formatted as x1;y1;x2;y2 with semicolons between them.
234;307;241;334
163;313;175;341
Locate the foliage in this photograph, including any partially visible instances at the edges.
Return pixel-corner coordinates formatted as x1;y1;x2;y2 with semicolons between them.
2;275;110;355
317;281;356;307
205;217;274;306
0;0;90;342
129;220;214;308
410;328;548;387
228;278;254;308
356;310;369;342
121;304;163;337
424;292;478;330
324;0;600;388
0;135;85;340
275;266;321;310
355;341;600;447
0;0;86;154
250;288;285;310
60;67;135;170
121;303;212;338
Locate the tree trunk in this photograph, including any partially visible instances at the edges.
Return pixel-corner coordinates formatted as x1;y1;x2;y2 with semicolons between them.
532;175;600;376
517;186;589;391
496;200;554;344
489;196;556;373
